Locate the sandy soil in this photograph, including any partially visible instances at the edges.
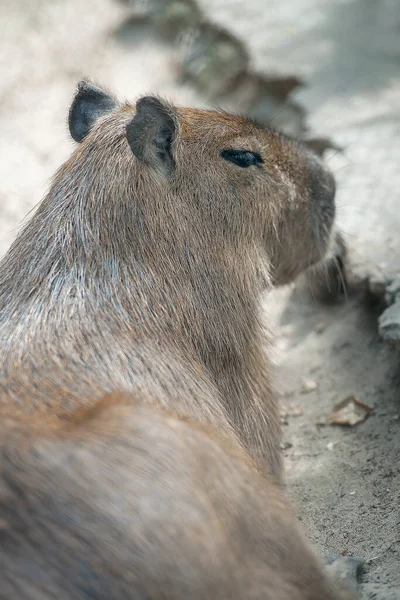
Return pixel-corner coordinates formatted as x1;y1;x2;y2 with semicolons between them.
0;1;399;598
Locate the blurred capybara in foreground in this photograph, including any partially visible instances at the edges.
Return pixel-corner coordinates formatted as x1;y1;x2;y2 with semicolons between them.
0;392;358;600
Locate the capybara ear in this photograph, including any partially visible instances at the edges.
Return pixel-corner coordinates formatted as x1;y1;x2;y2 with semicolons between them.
68;80;118;143
126;96;177;176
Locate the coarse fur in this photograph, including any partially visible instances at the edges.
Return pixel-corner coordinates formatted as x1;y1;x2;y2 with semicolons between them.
0;81;350;599
0;81;335;479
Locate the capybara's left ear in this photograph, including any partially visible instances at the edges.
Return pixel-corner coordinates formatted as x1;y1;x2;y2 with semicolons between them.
126;96;177;177
68;79;118;143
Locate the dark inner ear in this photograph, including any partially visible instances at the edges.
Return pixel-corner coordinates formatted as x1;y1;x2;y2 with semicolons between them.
68;80;118;143
126;96;177;176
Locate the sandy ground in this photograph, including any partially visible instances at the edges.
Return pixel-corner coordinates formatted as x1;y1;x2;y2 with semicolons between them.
0;1;399;598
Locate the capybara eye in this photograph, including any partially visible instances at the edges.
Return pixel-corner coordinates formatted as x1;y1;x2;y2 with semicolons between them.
220;149;263;168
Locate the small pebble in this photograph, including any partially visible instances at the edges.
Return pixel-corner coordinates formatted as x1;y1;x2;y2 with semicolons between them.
327;441;339;451
280;441;293;450
301;378;318;394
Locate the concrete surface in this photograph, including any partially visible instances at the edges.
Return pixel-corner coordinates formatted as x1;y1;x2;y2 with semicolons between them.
0;0;399;598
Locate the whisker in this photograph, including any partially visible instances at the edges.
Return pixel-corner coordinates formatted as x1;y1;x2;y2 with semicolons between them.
306;265;317;303
331;163;360;175
334;254;349;303
268;104;289;125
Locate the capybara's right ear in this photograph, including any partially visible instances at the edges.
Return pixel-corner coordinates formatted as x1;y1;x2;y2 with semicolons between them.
126;96;177;177
68;80;118;143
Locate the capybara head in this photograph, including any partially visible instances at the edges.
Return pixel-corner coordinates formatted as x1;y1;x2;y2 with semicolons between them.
68;80;336;287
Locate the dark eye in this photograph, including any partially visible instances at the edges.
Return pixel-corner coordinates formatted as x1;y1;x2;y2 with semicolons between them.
220;149;263;168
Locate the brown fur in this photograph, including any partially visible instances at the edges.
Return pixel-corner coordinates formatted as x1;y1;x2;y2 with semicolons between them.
0;392;356;600
0;82;335;478
0;82;346;598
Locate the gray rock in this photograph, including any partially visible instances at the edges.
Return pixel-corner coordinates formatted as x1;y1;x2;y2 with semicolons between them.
378;300;400;345
325;554;364;592
153;0;202;41
384;278;400;306
115;0;202;43
181;24;249;96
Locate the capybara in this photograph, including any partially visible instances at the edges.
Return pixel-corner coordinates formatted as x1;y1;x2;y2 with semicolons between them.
0;81;355;600
0;80;336;479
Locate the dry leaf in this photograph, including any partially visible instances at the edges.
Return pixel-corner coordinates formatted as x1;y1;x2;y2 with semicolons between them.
328;396;373;426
